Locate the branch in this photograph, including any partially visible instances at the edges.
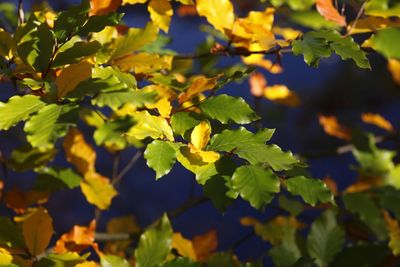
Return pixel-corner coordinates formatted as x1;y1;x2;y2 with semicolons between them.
17;0;24;26
112;150;143;186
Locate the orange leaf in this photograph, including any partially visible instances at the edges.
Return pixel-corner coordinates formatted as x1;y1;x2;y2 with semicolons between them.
178;75;220;104
264;85;301;107
172;232;197;260
316;0;346;27
56;61;92;98
388;59;400;85
318;115;351;140
361;113;394;132
21;207;54;256
323;176;338;196
63;128;96;175
249;72;267;97
192;229;217;262
5;188;49;214
90;0;122;16
177;5;197;16
55;220;96;254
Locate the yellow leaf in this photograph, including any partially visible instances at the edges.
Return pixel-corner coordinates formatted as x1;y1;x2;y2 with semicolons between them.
126;110;174;141
55;220;96;254
384;211;400;256
316;0;346;26
347;17;400;35
388;59;400;85
148;0;173;33
114;53;173;73
90;0;122;15
81;172;117;210
76;262;100;267
172;232;197;260
0;248;12;265
122;0;148;4
273;27;301;40
241;43;282;73
179;75;220;104
64;128;97;175
196;0;235;33
79;108;106;128
144;85;176;118
264;85;301;107
361;113;394;132
318;115;351;140
91;26;119;45
192;229;217;262
249;72;267;97
56;61;92;98
107;215;141;234
191;121;211;150
173;143;210;173
22;207;53;256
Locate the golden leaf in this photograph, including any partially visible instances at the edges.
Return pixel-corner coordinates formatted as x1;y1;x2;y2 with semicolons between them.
148;0;173;33
316;0;346;26
64;128;97;175
76;262;100;267
318;115;351;140
0;248;12;265
264;85;301;107
191;121;211;150
388;59;400;85
81;172;117;210
361;113;394;132
55;220;96;254
56;61;92;98
196;0;235;33
90;0;122;15
383;211;400;256
114;53;173;73
144;85;176;118
249;72;267;97
273;27;301;40
122;0;148;4
192;229;218;262
179;75;220;104
348;17;400;35
172;232;197;260
126;111;174;141
21;207;53;256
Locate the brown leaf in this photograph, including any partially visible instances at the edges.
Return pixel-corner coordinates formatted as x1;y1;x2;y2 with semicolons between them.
5;188;49;214
20;207;54;256
55;220;96;254
192;229;217;262
316;0;346;27
249;72;267;97
90;0;122;16
177;5;197;16
56;61;92;98
361;113;394;132
318;115;351;140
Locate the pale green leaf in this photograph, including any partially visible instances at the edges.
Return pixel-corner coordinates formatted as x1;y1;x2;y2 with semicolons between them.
286;176;333;206
144;140;176;179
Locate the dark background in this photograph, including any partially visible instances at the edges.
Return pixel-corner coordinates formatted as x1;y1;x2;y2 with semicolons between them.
1;0;400;263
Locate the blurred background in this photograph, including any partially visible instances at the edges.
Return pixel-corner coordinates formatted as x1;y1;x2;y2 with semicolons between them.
1;0;399;263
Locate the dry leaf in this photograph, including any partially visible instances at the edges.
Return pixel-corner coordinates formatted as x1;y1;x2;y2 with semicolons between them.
90;0;122;16
192;229;218;262
361;113;394;132
5;189;49;214
177;5;197;16
318;115;351;140
316;0;346;27
55;220;96;254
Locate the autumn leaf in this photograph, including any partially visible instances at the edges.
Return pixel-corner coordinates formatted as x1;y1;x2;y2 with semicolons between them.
90;0;122;16
148;0;173;33
76;262;100;267
388;59;400;85
361;113;394;132
264;85;301;107
5;188;49;214
316;0;346;27
192;229;218;262
177;5;197;16
189;121;220;163
383;210;400;256
55;220;96;254
249;72;267;97
318;115;351;140
64;128;96;175
56;61;92;98
242;53;282;74
81;172;117;210
172;232;197;260
179;75;220;104
20;207;54;256
0;248;12;265
196;0;235;33
122;0;148;4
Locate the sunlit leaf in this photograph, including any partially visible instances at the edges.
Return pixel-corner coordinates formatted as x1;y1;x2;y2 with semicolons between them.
100;255;130;267
172;232;197;260
264;85;301;107
90;0;122;16
148;0;173;33
81;172;117;210
144;140;176;179
318;115;351;140
196;0;234;33
286;176;334;206
315;0;346;26
55;220;96;254
368;28;400;59
361;113;394;132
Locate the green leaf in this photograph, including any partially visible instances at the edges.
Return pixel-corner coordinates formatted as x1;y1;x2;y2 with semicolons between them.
79;12;123;36
369;28;400;59
100;255;130;267
307;210;345;267
92;89;156;110
377;186;400;220
0;95;46;130
293;30;370;69
17;24;55;72
286;176;333;206
52;41;101;67
170;112;203;137
94;116;135;149
331;244;390;267
24;104;79;150
34;167;82;191
144;140;177;179
0;29;15;58
342;192;388;240
290;11;340;30
36;252;88;267
0;217;26;249
278;195;303;217
7;145;57;172
53;0;91;41
199;94;259;124
232;165;280;209
135;214;173;267
365;0;400;18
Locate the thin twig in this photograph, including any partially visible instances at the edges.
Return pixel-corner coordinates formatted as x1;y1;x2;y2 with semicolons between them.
112;152;120;180
168;195;209;218
112;150;143;186
345;0;367;37
17;0;24;26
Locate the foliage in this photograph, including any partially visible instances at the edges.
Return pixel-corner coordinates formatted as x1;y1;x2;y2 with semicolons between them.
0;0;399;266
